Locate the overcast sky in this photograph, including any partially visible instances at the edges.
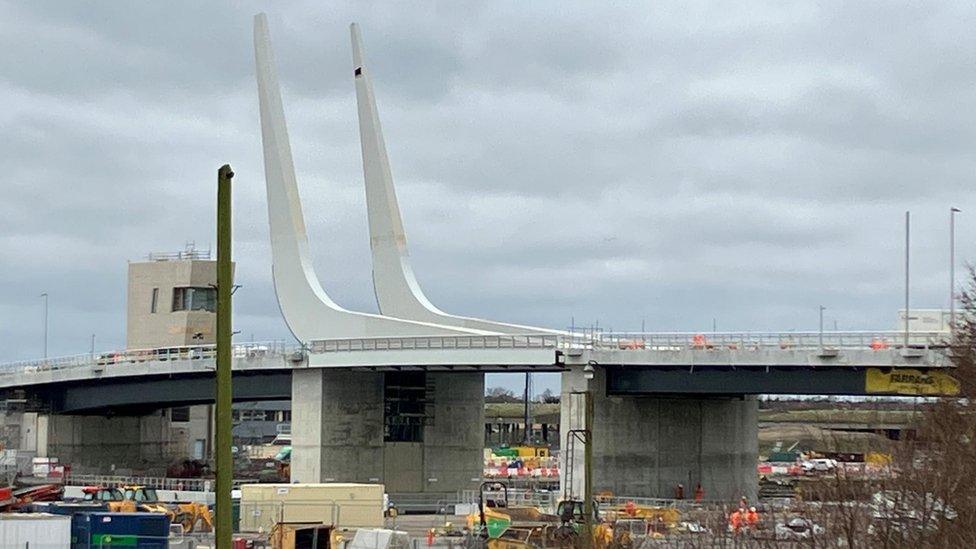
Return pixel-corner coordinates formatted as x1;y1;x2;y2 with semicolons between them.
1;2;974;394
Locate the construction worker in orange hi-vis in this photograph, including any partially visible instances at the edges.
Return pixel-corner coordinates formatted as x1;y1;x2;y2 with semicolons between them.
746;506;759;528
729;507;745;533
694;483;704;502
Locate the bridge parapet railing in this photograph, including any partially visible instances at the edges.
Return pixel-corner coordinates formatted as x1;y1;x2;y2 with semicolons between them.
585;331;948;352
309;334;563;353
309;331;951;355
0;340;297;378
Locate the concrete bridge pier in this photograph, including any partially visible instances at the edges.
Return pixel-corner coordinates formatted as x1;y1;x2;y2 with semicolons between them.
28;412;186;476
560;366;757;502
290;369;484;495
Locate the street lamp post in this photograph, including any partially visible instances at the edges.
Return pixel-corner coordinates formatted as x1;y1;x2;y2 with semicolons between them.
40;293;48;359
950;207;961;331
819;305;826;350
904;211;910;349
581;362;595;542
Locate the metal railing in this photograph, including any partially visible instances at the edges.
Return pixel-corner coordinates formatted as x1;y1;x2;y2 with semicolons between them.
585;330;948;352
64;473;250;492
460;488;733;513
309;330;948;355
0;340;298;377
460;488;560;513
309;334;562;353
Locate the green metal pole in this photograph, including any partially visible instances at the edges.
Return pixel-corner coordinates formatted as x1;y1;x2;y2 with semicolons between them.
583;390;594;546
215;164;234;548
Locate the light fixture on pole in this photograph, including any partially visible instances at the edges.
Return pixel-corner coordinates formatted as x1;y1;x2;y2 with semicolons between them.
819;305;826;350
583;362;595;381
40;293;48;359
581;360;596;540
950;207;961;331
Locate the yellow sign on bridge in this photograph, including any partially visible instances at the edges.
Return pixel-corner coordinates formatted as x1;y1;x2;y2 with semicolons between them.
866;368;960;396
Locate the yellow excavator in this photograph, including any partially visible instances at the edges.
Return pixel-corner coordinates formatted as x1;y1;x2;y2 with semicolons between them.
81;486;134;512
82;485;213;533
121;485;214;533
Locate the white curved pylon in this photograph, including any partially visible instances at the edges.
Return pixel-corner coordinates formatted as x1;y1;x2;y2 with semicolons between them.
254;14;492;341
351;23;560;335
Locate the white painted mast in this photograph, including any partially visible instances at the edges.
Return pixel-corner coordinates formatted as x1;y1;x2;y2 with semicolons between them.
351;23;558;335
254;14;487;341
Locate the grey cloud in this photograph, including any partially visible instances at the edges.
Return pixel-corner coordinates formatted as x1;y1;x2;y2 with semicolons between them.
1;2;974;395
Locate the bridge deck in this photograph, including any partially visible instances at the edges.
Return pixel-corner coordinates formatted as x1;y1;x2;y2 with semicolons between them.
0;331;952;411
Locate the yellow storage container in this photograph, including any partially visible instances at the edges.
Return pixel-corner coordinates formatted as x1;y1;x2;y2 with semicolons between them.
239;483;384;533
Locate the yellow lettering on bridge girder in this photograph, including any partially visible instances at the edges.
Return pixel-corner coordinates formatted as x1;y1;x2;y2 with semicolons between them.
865;368;960;396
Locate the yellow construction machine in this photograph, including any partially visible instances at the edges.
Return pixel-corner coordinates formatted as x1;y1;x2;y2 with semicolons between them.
81;486;136;512
121;485;214;533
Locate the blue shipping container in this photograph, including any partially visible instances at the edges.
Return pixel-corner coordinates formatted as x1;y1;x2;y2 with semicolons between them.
74;512;170;549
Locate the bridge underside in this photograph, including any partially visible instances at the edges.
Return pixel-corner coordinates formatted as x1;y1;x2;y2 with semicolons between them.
5;360;951;415
12;372;291;415
605;365;955;396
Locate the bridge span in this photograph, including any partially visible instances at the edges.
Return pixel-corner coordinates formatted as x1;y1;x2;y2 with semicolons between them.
0;331;951;414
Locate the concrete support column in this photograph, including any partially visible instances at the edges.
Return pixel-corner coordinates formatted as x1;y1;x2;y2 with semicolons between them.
43;413;184;475
290;369;324;483
291;369;484;495
290;369;384;484
423;372;483;493
560;367;757;501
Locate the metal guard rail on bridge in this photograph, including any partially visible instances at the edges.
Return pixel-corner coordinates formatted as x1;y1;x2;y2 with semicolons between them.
308;330;948;353
0;341;298;377
309;334;562;353
588;330;948;351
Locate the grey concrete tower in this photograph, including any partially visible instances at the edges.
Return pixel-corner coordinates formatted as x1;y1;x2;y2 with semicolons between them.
126;244;229;349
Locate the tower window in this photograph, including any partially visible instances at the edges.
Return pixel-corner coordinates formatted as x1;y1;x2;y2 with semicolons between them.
150;288;159;313
172;287;217;312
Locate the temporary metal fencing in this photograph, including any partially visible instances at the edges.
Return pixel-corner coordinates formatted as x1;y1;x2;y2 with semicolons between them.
387;492;457;514
63;473;250;492
458;488;559;513
458;488;731;514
